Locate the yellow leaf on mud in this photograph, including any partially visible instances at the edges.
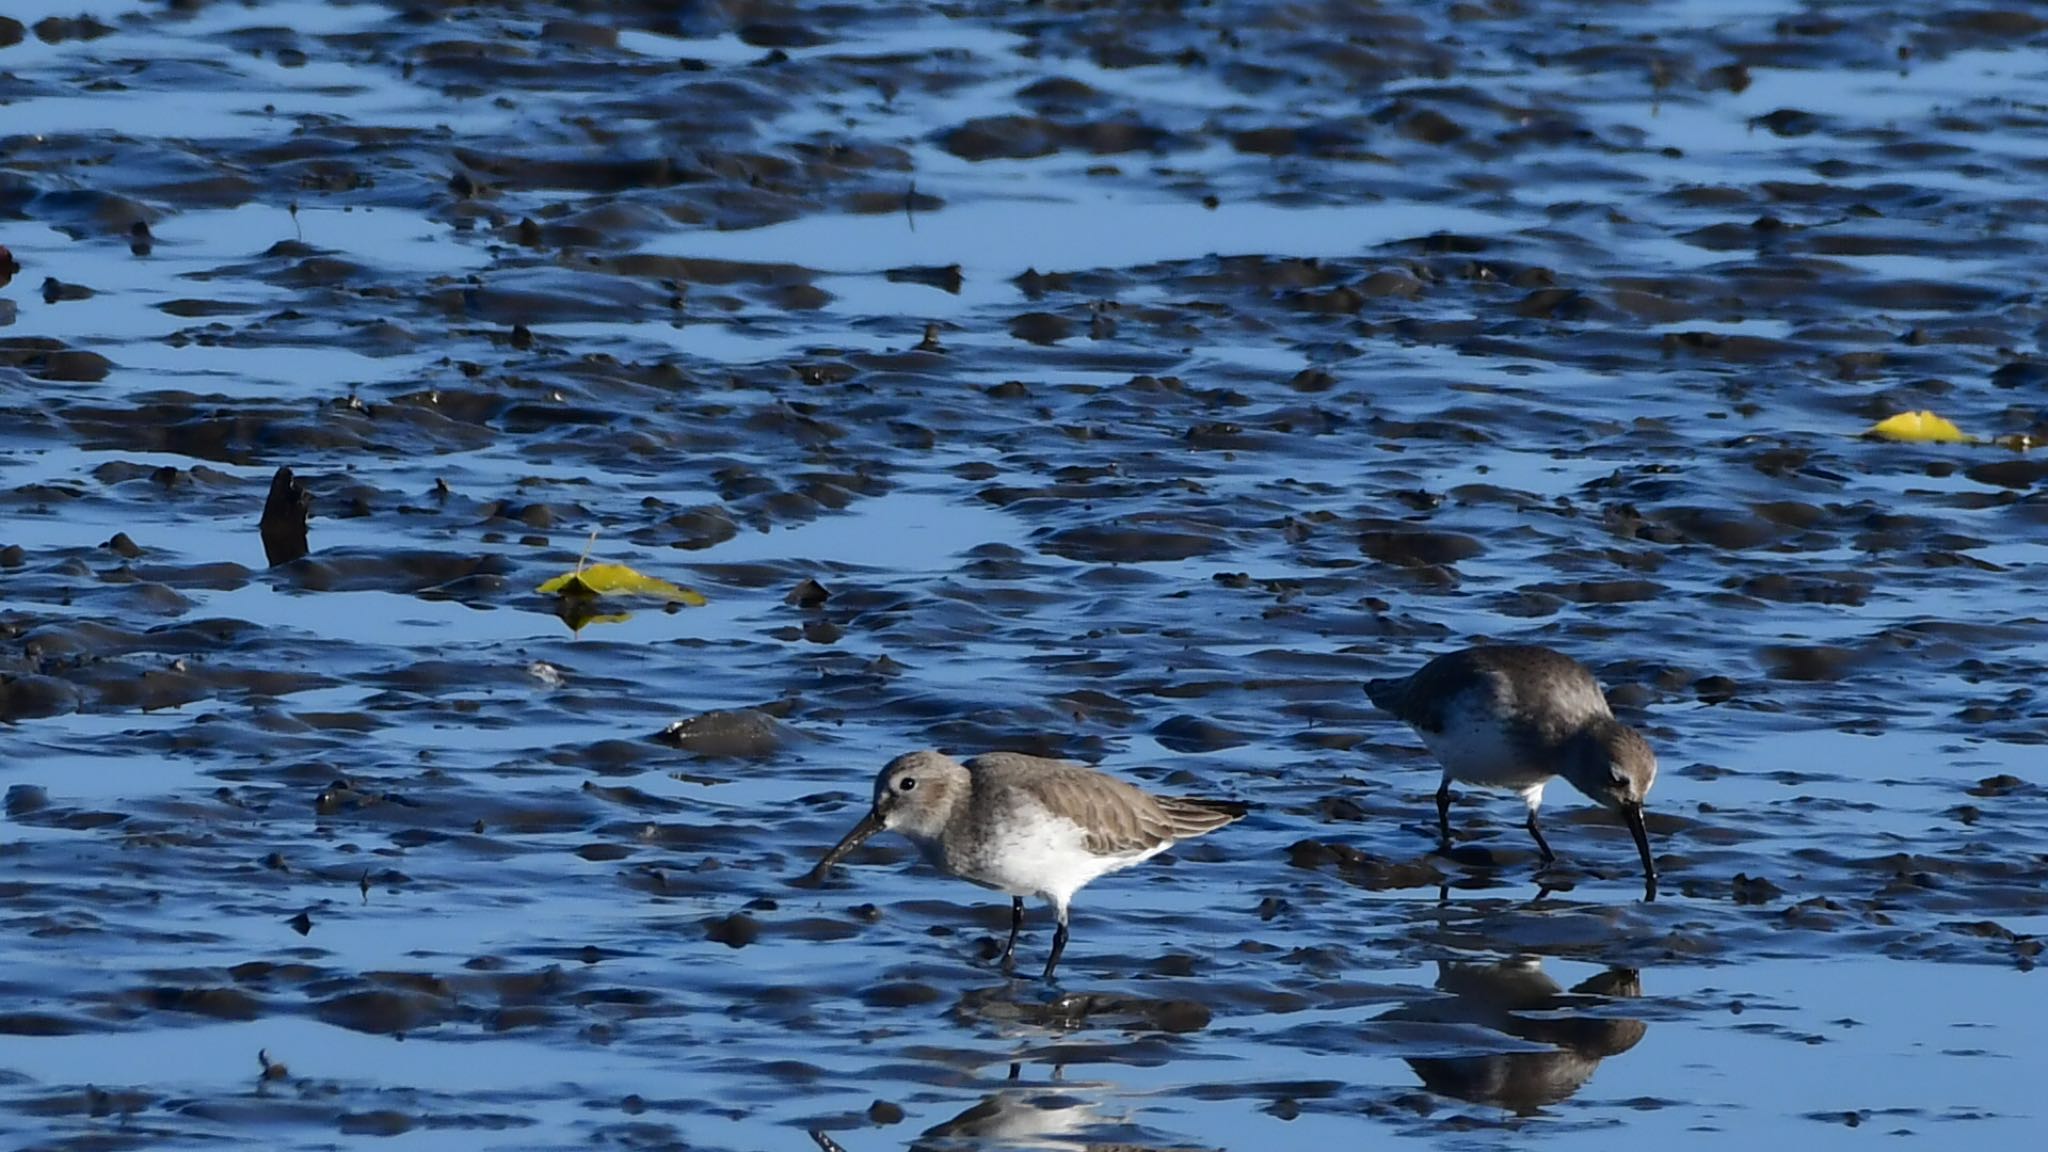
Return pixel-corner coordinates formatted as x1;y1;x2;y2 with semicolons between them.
538;562;708;606
1865;410;1975;444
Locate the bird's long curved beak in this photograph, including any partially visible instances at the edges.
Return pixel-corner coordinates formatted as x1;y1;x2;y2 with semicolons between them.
1623;801;1657;902
802;810;884;885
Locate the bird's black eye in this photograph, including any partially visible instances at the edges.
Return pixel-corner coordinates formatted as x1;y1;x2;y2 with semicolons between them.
899;777;917;792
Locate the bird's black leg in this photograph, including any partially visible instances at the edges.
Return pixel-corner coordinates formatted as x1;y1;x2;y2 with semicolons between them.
1000;896;1025;971
1042;914;1070;982
1525;804;1556;865
1435;777;1453;849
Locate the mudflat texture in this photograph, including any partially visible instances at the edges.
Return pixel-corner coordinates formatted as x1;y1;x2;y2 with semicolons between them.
2;2;2046;1149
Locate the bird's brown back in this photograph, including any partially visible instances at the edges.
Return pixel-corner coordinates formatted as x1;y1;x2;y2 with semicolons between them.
1368;644;1607;737
962;753;1246;857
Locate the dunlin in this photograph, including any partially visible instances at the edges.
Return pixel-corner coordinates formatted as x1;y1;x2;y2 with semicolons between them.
805;750;1246;980
1365;644;1659;897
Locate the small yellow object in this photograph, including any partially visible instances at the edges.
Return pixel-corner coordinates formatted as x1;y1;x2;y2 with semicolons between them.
538;562;708;606
1864;410;1975;444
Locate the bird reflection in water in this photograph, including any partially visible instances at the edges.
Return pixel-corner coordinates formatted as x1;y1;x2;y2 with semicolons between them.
815;1063;1171;1152
1381;959;1646;1114
910;1085;1102;1149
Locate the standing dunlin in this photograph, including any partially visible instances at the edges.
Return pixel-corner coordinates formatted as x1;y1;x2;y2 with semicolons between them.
1365;644;1659;897
804;750;1246;980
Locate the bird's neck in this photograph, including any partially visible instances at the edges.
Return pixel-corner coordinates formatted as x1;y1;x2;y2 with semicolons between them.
1555;716;1624;790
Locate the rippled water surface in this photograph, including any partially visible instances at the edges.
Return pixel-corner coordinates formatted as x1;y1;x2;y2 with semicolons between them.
4;0;2046;1147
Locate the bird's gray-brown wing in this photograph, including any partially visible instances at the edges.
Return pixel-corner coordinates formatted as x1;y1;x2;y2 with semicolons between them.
1150;795;1249;841
1485;645;1612;741
1374;645;1613;749
1367;648;1498;734
964;755;1245;857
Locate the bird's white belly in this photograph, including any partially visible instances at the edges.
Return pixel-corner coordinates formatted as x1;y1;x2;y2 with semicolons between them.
952;812;1156;907
1419;714;1552;792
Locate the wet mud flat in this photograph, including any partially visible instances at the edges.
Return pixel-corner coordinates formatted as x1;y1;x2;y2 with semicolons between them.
3;0;2048;1148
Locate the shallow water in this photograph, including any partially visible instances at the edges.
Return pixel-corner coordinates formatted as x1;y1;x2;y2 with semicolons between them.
3;0;2047;1148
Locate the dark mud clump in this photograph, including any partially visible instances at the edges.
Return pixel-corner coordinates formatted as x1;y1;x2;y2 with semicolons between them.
657;709;792;758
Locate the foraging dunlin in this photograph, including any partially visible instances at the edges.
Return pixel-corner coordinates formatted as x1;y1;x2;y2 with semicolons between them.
1365;644;1659;896
805;750;1246;980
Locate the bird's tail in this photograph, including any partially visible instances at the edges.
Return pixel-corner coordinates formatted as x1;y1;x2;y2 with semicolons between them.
1364;675;1408;713
1156;796;1249;838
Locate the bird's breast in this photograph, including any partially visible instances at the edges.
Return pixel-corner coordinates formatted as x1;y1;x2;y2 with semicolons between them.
943;808;1136;902
1419;708;1555;790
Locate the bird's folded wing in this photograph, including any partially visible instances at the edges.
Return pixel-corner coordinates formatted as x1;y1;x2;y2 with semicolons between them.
1050;772;1237;856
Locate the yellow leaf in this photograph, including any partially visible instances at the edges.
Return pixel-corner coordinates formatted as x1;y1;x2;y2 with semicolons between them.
538;562;708;606
1865;410;1975;444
